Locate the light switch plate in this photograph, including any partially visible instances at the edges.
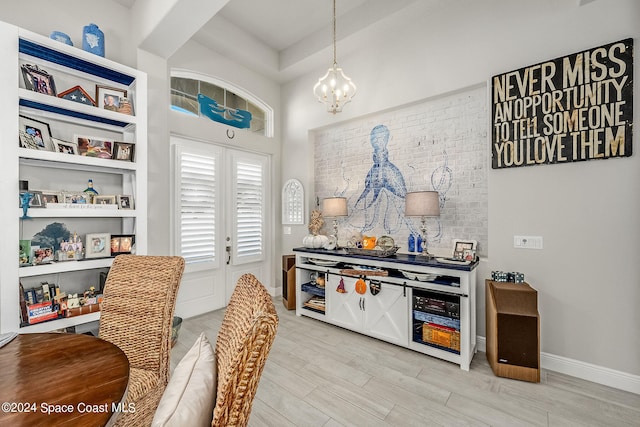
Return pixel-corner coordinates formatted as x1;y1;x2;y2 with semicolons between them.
514;235;543;249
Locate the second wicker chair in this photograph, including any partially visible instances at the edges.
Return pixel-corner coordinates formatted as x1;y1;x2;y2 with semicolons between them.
212;273;279;427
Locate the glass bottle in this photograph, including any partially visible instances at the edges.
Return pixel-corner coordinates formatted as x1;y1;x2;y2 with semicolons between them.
408;234;415;252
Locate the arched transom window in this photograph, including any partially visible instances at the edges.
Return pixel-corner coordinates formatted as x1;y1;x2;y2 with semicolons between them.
170;70;273;137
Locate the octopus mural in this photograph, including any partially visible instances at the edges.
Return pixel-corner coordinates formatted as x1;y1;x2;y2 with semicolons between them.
355;125;407;233
352;124;451;241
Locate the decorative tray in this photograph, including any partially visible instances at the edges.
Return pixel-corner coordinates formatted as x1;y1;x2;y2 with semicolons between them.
345;246;399;258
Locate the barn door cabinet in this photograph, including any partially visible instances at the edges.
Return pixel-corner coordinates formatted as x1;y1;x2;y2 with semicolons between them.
0;21;147;333
294;247;478;370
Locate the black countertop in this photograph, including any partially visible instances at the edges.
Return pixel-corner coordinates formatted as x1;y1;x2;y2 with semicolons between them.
292;247;478;272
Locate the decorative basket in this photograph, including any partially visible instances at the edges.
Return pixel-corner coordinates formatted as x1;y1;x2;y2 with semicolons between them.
345;246;399;258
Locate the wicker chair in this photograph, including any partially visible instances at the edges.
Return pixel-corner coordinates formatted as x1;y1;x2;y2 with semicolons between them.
212;273;279;427
99;255;185;427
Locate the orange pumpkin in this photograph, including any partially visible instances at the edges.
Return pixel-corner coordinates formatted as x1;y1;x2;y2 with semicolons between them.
355;278;367;294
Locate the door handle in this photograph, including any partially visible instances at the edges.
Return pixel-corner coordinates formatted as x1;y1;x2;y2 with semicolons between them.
226;245;231;265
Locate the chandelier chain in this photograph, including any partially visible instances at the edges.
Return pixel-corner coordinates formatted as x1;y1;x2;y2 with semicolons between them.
332;0;337;66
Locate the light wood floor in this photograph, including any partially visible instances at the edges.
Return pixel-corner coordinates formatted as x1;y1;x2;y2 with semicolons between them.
170;297;640;426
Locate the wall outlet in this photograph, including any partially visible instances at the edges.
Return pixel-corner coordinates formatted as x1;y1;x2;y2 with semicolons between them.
514;235;543;249
283;226;292;235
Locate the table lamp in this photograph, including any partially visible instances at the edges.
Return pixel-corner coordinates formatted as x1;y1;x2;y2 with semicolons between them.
322;197;348;240
405;191;440;257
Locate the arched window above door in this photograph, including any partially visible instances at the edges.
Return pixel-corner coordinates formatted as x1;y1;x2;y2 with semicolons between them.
170;70;274;137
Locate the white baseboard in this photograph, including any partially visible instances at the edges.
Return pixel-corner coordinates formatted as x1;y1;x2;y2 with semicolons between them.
476;336;640;395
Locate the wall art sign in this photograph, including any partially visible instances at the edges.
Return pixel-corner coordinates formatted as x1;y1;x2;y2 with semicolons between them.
491;38;633;169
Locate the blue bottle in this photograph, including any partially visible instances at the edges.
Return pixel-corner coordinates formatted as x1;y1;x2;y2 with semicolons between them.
416;234;423;253
408;234;415;252
82;23;105;57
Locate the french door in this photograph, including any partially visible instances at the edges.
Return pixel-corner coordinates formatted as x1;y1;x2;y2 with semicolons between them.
171;135;270;318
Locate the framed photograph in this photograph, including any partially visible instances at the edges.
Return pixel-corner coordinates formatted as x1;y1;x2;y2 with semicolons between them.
19;191;43;208
110;234;135;255
96;85;127;111
53;138;78;155
40;191;61;206
93;195;117;205
117;195;134;210
86;233;111;258
32;247;54;264
62;192;92;204
75;135;113;159
21;64;57;96
19;115;54;151
452;239;477;260
112;142;135;161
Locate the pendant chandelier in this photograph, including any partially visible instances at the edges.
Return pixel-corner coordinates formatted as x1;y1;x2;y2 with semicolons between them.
313;0;356;114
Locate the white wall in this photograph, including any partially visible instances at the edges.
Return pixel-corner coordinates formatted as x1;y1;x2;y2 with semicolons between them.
0;0;135;67
281;0;640;385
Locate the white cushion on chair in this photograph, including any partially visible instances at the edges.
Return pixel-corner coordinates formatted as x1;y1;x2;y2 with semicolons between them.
152;332;216;427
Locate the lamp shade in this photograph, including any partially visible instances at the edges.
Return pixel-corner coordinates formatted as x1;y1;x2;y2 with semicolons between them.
405;191;440;217
322;197;348;217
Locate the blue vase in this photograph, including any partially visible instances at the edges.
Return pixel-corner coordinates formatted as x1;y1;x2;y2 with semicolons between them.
82;23;104;57
50;31;73;46
408;234;415;252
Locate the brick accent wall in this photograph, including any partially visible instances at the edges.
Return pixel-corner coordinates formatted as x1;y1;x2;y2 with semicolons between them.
312;85;488;256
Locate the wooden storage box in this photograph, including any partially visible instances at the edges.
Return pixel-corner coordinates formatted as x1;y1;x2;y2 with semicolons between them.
486;280;540;382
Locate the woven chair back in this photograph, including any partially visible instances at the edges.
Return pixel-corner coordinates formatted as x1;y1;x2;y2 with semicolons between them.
213;273;278;427
99;255;185;375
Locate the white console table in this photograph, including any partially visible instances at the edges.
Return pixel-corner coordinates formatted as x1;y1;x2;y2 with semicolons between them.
294;247;478;370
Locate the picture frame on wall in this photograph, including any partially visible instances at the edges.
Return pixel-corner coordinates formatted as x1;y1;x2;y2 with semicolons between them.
85;233;111;258
112;142;135;161
21;64;57;96
19;115;54;151
96;85;127;112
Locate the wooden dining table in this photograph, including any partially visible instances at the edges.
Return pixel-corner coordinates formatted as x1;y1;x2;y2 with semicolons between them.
0;332;129;426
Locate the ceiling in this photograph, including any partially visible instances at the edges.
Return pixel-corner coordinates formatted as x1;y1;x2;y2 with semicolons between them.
114;0;421;83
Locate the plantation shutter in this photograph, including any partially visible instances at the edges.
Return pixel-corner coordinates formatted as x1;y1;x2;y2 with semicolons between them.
176;146;218;266
232;154;265;264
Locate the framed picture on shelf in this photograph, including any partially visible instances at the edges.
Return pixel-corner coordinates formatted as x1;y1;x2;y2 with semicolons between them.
52;138;78;155
96;85;127;112
21;64;57;96
117;195;134;209
62;192;92;204
19;115;54;151
40;191;61;205
112;142;135;161
452;239;477;260
110;234;135;255
19;191;43;208
75;135;113;159
32;247;54;264
85;233;111;258
93;195;117;205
